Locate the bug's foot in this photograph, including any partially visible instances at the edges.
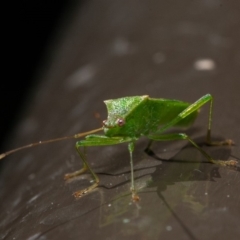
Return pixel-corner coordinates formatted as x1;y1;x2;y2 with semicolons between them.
73;182;99;199
131;190;140;202
132;194;140;202
73;189;89;198
64;168;87;180
64;173;74;180
206;139;235;146
224;139;235;146
211;159;238;167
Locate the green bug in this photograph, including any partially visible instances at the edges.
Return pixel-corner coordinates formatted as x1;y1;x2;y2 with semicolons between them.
0;94;237;201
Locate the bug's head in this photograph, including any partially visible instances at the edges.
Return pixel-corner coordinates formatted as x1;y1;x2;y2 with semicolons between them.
102;116;127;136
102;95;149;137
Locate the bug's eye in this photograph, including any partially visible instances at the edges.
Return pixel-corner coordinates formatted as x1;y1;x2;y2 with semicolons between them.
117;118;125;127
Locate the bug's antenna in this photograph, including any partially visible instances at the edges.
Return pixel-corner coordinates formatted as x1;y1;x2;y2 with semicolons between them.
0;127;103;160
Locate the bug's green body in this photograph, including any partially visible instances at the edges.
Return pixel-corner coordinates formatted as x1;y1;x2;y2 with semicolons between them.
74;94;236;200
103;95;198;138
0;94;237;201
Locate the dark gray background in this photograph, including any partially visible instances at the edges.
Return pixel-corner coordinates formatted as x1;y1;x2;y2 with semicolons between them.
1;1;240;240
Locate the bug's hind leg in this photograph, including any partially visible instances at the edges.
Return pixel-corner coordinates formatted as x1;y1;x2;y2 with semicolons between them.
147;133;237;167
204;95;235;146
206;129;235;146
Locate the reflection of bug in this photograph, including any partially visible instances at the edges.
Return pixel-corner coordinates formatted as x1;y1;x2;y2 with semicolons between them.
0;94;237;201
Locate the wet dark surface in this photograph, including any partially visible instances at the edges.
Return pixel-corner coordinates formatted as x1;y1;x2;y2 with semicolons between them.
1;1;240;240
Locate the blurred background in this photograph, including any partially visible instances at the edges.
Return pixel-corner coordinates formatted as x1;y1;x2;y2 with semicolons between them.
1;0;76;151
2;0;239;151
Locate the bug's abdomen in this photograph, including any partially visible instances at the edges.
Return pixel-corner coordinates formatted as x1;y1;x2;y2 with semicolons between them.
146;98;199;128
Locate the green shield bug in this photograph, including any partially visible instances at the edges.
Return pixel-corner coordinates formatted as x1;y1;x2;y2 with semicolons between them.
0;94;237;201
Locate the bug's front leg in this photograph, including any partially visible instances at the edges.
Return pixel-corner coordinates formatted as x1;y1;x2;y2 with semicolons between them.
128;141;140;202
64;147;88;180
65;134;132;199
64;143;100;198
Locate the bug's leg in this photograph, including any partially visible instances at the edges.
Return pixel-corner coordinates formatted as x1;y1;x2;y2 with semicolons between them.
128;142;140;201
205;95;234;146
154;94;234;149
148;133;237;167
65;134;132;199
69;143;100;198
73;143;101;198
145;139;153;153
64;146;88;179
